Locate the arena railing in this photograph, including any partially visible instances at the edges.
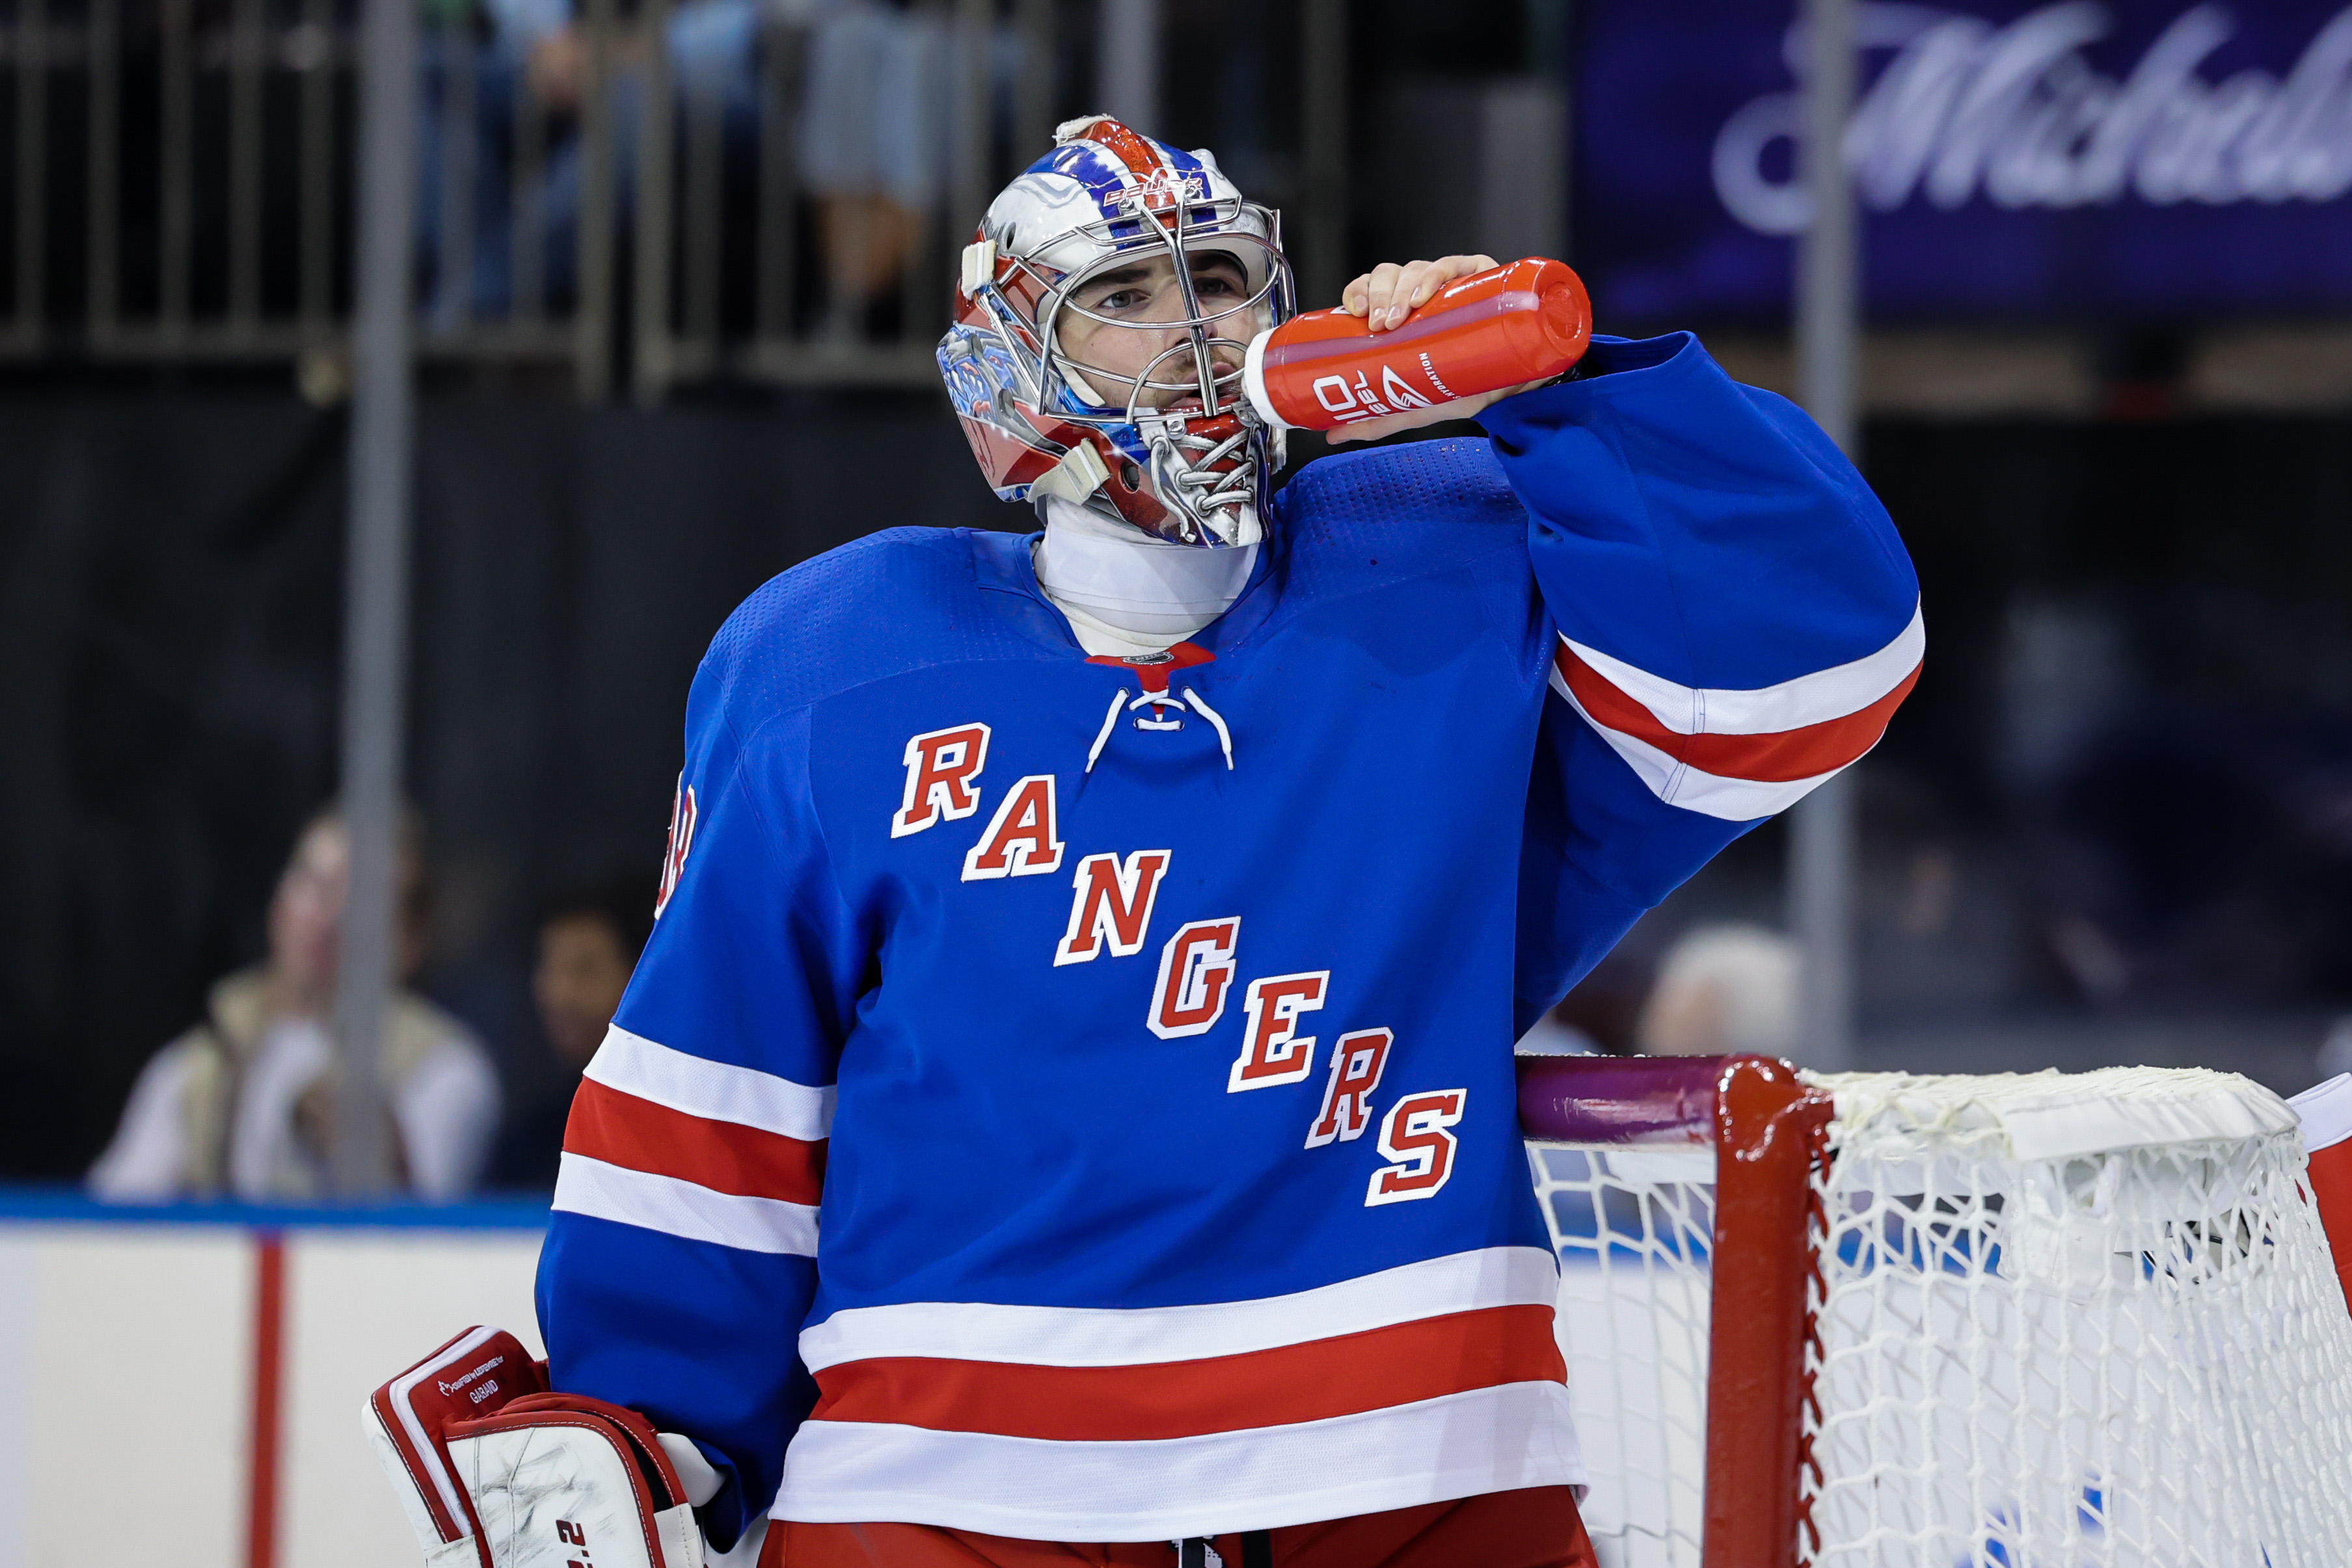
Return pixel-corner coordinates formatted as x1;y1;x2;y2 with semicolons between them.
0;0;1060;399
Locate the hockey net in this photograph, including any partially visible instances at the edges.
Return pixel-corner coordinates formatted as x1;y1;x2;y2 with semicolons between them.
1521;1055;2352;1568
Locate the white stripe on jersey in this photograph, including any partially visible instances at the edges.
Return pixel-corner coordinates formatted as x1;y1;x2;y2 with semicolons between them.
773;1381;1586;1540
554;1152;820;1256
584;1023;835;1142
796;1246;1558;1372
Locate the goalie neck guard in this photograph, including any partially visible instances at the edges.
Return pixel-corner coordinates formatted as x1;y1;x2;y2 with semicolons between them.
938;116;1294;548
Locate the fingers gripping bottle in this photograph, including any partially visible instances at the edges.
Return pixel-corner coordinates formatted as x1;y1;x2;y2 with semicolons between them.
1241;257;1593;433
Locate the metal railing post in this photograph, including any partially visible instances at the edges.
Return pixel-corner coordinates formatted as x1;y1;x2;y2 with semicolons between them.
435;20;478;334
1790;0;1861;1073
85;0;118;344
513;45;548;326
334;0;422;1198
753;21;800;349
681;44;724;368
574;0;617;399
632;0;675;404
159;0;193;344
951;0;990;237
1096;0;1158;133
228;0;264;343
1014;0;1052;167
12;0;46;349
1299;0;1345;309
296;0;334;345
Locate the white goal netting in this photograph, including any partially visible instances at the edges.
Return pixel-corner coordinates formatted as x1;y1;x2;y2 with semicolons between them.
1529;1064;2352;1568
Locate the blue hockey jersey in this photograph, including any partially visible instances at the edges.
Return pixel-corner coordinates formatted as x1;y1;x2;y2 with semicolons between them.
535;332;1922;1547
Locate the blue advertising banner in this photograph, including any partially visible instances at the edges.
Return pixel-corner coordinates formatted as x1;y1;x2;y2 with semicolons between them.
1574;2;2352;321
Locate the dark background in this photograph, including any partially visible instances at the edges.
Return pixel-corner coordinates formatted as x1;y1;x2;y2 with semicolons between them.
0;378;1002;1174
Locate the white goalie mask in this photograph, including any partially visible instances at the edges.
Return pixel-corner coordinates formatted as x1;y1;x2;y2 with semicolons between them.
937;116;1295;548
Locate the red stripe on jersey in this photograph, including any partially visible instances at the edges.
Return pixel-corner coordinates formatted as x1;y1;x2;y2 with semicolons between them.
1556;643;1918;783
563;1076;826;1206
805;1303;1563;1441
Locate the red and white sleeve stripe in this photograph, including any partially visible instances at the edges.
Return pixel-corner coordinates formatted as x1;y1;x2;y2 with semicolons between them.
774;1246;1581;1539
552;1024;831;1257
1550;602;1924;821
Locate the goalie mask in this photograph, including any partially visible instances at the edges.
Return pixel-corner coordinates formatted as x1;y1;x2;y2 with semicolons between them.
938;116;1293;548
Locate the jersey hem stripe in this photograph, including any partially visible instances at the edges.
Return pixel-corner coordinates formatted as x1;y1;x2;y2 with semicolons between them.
552;1152;819;1256
807;1302;1561;1440
584;1023;835;1142
770;1381;1586;1540
797;1245;1559;1372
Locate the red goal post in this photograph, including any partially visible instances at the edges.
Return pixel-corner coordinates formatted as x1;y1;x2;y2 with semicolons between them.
1519;1054;1830;1568
1517;1053;2352;1568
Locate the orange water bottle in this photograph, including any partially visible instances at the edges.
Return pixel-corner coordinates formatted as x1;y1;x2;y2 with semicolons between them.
1241;257;1592;433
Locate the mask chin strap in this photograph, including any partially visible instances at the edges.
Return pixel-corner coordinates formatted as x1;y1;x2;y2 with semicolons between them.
1142;415;1262;547
1029;414;1263;548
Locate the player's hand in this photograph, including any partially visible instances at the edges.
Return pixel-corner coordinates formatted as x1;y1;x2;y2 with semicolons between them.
1343;255;1496;333
1327;254;1552;444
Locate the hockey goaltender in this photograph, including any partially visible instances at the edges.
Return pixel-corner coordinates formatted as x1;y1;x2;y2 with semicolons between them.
369;118;1921;1568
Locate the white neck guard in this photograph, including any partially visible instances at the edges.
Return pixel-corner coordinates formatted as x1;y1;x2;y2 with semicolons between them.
1033;496;1258;657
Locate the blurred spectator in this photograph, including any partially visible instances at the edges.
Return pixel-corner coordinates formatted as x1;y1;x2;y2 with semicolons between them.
415;0;979;335
1635;923;1802;1064
489;879;653;1189
88;810;502;1202
798;0;951;339
421;0;768;321
1516;945;1655;1058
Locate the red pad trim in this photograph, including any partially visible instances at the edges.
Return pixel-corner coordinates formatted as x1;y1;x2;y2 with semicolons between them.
1556;643;1919;783
368;1325;545;1561
565;1076;827;1205
807;1303;1564;1442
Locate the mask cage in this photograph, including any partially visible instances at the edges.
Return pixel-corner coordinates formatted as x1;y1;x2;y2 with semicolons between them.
972;195;1294;433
